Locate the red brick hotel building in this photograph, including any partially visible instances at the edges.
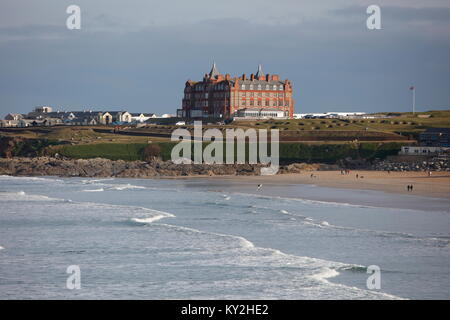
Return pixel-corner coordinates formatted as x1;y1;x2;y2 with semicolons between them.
178;63;294;119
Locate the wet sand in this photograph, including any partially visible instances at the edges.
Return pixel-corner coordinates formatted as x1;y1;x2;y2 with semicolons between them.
185;171;450;200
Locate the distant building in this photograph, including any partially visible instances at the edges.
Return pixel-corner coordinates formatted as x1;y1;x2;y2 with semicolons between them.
18;119;46;127
420;128;450;147
235;108;288;119
4;113;24;121
294;112;366;119
0;120;19;127
179;63;294;119
3;106;157;127
34;106;53;113
161;114;175;118
399;146;448;156
130;113;156;123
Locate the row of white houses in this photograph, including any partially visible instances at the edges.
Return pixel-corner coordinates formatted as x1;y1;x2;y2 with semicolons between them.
1;107;159;127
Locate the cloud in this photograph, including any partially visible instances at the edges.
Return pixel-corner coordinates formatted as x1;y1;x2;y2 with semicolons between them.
0;1;449;117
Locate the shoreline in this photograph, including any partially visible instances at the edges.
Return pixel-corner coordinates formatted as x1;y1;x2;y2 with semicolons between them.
1;156;450;201
183;171;450;200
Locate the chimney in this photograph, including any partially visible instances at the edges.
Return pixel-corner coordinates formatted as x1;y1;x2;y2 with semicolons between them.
250;74;254;81
225;74;231;80
266;74;270;81
242;74;246;80
272;74;279;81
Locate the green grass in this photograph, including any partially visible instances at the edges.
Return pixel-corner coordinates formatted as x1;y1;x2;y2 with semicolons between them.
52;141;408;164
55;143;148;161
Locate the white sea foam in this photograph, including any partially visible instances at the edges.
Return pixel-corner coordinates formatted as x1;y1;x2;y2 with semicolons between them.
0;191;57;202
0;246;4;250
155;223;255;249
109;184;146;191
230;191;378;210
132;212;175;224
82;188;105;192
0;175;63;183
148;220;402;299
81;178;115;184
311;267;340;282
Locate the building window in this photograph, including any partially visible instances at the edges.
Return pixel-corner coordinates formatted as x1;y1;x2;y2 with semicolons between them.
265;100;269;106
257;100;262;106
250;100;254;106
279;85;283;90
249;84;254;90
241;84;245;90
257;84;262;90
265;84;269;90
273;85;277;90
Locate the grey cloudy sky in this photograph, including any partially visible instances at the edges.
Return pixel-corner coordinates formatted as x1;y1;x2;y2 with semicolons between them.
1;0;449;117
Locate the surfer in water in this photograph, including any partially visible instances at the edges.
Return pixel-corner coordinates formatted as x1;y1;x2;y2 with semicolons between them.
257;184;262;190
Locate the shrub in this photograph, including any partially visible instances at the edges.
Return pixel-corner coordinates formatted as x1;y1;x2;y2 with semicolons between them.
142;144;162;162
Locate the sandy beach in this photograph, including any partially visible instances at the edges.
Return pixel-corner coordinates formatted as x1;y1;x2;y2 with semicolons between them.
192;171;450;200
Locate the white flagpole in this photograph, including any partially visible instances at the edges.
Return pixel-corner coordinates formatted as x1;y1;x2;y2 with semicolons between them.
412;87;415;115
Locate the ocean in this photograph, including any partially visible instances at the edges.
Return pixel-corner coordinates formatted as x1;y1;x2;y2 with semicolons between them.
0;175;449;299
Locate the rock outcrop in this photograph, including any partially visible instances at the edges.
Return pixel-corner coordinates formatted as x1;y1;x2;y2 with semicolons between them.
0;157;265;177
371;159;450;172
0;157;331;178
